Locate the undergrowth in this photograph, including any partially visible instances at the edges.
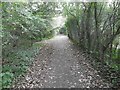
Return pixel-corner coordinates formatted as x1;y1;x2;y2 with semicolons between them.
1;43;43;88
42;35;53;40
69;37;120;88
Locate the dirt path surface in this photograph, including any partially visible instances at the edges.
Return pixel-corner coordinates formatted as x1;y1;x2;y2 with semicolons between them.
13;35;110;88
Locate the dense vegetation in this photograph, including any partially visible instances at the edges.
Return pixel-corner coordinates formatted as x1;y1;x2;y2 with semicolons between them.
1;2;58;88
63;2;120;87
1;1;120;88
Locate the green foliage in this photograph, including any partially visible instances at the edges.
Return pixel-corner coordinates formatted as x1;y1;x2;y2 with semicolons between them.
64;2;120;86
2;2;57;88
1;43;43;88
2;2;56;57
1;1;119;88
59;25;67;35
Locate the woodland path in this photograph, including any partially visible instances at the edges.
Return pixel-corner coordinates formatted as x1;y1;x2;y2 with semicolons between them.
13;35;110;88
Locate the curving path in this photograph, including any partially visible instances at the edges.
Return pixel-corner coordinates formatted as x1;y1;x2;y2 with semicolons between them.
13;35;110;88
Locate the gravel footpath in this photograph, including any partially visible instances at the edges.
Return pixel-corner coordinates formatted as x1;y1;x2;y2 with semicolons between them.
12;35;110;88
